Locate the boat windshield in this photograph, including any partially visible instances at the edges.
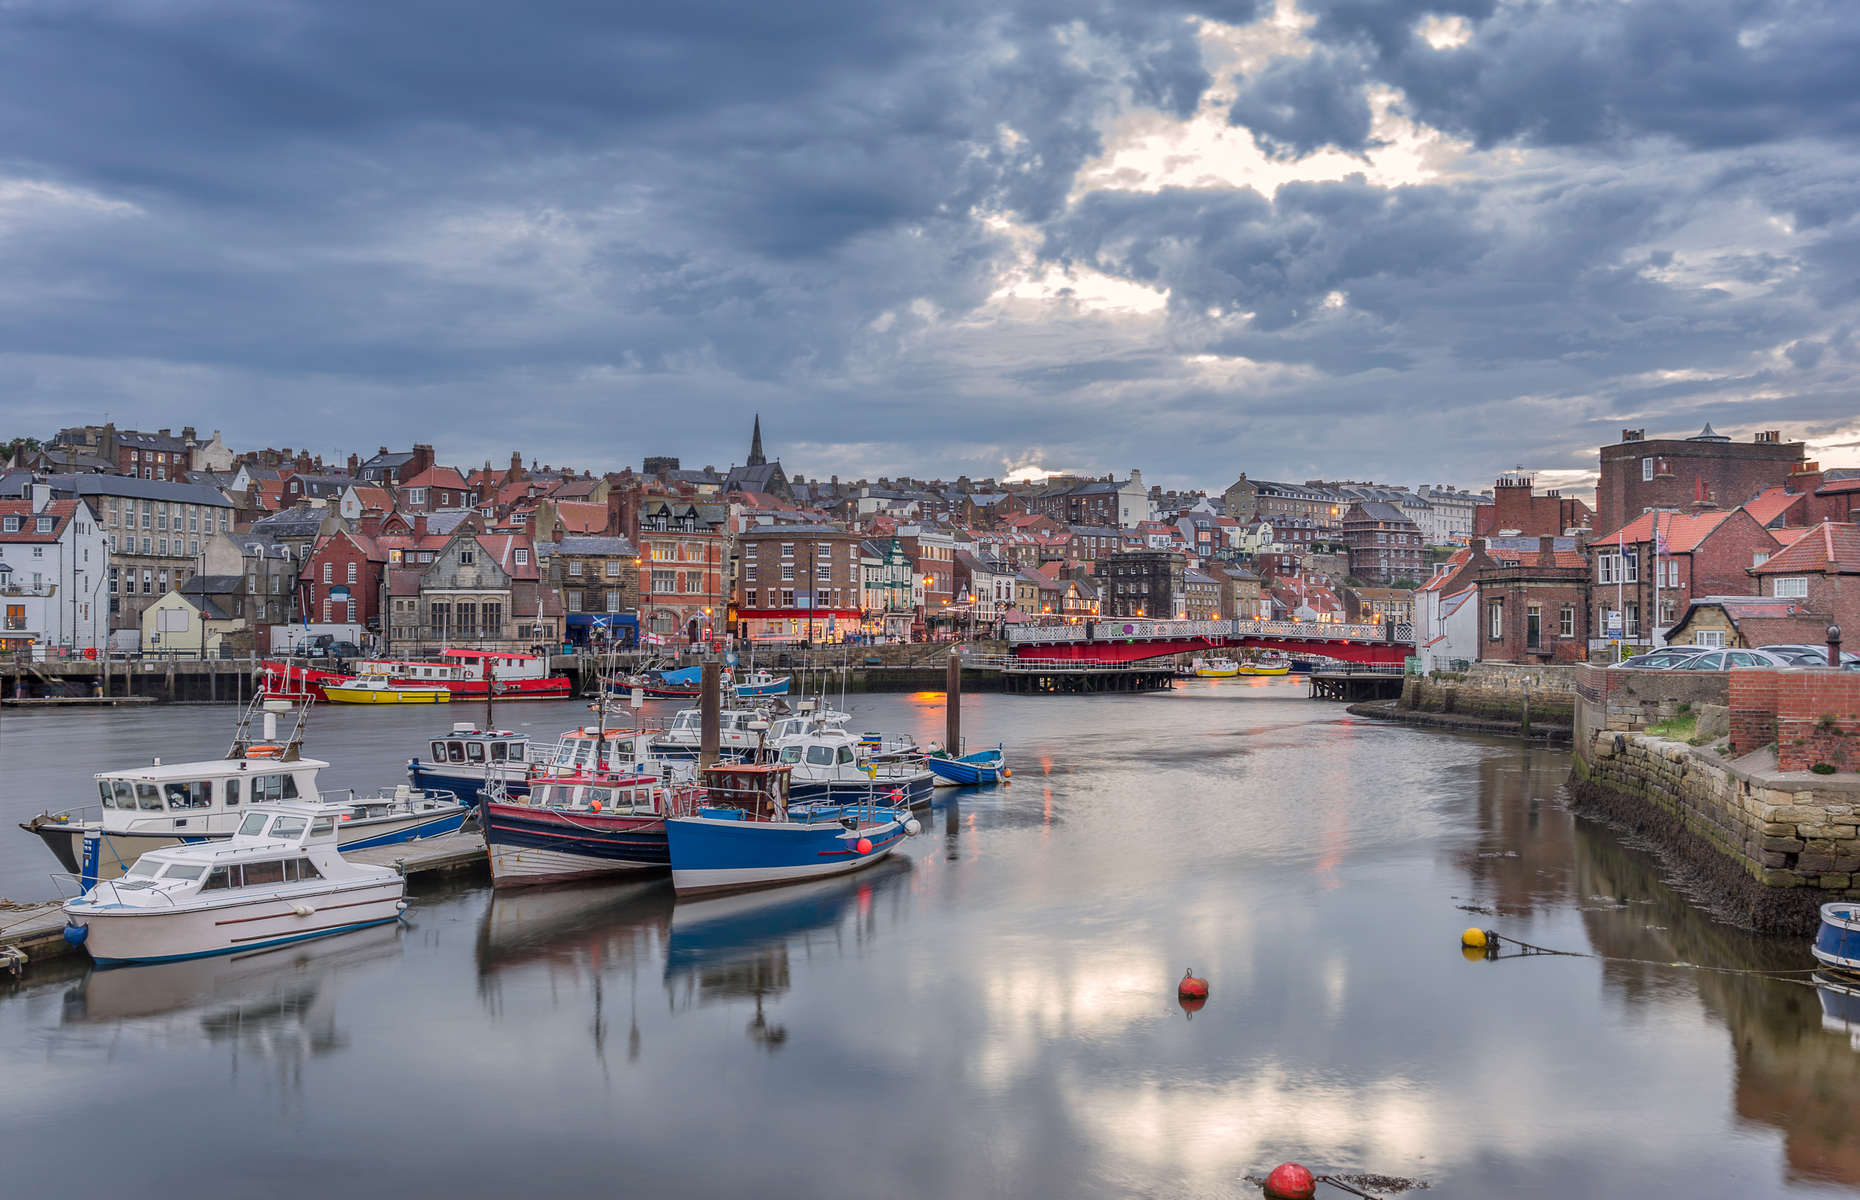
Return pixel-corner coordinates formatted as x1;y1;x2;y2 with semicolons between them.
163;864;205;880
238;812;269;836
672;712;700;731
778;746;803;764
164;781;213;810
126;859;163;877
271;816;308;840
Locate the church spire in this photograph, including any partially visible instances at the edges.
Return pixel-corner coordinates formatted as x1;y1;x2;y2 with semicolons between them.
747;414;766;467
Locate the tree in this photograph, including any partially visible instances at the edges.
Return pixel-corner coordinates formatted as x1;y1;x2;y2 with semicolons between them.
1342;575;1366;588
2;436;41;462
1390;577;1419;590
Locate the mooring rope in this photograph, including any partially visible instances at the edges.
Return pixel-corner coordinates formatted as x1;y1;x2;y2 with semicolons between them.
1485;932;1826;982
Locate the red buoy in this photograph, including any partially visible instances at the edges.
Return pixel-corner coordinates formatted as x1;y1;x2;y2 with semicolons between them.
1178;968;1209;999
1263;1163;1316;1200
855;838;873;854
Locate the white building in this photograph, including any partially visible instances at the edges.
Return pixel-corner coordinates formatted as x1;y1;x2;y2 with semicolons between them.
1415;485;1486;545
0;484;110;653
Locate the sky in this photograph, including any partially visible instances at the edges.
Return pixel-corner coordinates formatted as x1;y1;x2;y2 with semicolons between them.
3;0;1859;500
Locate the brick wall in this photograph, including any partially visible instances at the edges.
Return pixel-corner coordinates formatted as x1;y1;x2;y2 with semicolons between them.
1728;669;1782;758
1596;436;1804;535
1727;668;1860;770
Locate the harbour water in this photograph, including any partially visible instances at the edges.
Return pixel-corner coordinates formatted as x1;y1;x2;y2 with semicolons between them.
2;680;1857;1197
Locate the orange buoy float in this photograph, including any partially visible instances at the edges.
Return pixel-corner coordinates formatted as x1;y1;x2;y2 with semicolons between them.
1178;968;1209;1000
590;800;602;813
1263;1163;1316;1200
855;838;873;854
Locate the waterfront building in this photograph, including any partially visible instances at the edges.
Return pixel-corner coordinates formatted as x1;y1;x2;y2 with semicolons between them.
1181;566;1221;620
141;575;251;656
1475;536;1591;663
1590;506;1781;641
384;532;559;654
1342;501;1426;586
0;485;108;653
860;537;920;639
536;534;637;646
46;473;236;641
734;524;862;643
1597;426;1804;536
634;499;725;644
1094;550;1186;619
1741;522;1860;643
1341;585;1415;627
203;530;301;641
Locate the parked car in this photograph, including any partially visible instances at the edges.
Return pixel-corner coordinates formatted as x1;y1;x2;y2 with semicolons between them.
1673;648;1794;670
1757;644;1860;665
1612;647;1713;669
293;638;361;659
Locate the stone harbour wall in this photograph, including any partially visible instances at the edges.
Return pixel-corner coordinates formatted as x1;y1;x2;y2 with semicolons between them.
1400;661;1577;731
1572;727;1860;933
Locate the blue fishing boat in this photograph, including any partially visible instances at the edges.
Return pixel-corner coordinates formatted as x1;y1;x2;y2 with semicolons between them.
1814;902;1860;973
926;745;1008;787
665;763;919;895
619;665;790;700
730;669;791;697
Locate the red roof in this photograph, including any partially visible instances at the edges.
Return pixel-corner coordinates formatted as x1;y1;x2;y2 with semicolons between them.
401;465;471;492
1742;485;1806;528
0;500;82;542
549;502;608;534
1593;509;1745;552
1750;521;1860;575
1816;479;1860;496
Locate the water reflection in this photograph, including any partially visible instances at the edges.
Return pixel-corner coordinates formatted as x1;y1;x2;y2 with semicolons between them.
59;923;401;1090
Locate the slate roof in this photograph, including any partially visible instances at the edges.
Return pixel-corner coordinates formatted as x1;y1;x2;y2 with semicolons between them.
48;474;234;507
536;536;636;557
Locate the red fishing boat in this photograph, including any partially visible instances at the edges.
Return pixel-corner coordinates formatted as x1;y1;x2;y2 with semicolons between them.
259;648;572;703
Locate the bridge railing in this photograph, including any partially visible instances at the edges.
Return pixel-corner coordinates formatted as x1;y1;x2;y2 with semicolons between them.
1006;618;1414;646
968;654;1165;672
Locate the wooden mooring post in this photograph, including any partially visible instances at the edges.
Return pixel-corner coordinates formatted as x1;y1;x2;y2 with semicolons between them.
947;652;961;754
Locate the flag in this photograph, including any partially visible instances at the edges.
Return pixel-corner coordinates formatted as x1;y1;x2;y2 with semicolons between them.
1655;517;1669;559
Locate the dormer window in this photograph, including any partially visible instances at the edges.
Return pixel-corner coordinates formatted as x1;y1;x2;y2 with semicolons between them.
514;548;529;565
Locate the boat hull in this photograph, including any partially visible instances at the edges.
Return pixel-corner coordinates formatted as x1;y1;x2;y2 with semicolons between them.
324;687;451;704
666;814;905;895
64;879;406;965
1814;903;1860;971
1234;665;1291;676
23;806;471;880
926;752;1005;786
480;800;669;888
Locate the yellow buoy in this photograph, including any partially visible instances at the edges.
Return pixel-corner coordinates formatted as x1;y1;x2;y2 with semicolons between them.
1461;927;1487;948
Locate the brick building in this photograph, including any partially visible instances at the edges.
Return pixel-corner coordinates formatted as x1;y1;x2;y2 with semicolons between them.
1746;522;1860;640
1094;550;1186;619
635;500;726;643
1474;474;1591;538
1476;536;1591;663
1343;501;1425;586
1590;507;1781;639
1597;426;1805;536
735;524;863;643
536;534;637;646
1028;472;1148;529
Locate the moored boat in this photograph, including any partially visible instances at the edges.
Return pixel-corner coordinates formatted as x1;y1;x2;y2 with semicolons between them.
1192;657;1240;677
20;697;470;881
926;746;1008;786
324;676;452;704
665;763;917;895
60;800;408;966
407;724;541;802
1235;654;1293;676
480;772;697;888
769;722;935;807
260;648;571;702
1814;902;1860;974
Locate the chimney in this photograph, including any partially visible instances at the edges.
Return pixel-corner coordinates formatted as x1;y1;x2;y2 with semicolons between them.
1537;536;1556;567
158;428;171;438
347;452;360;475
413;514;427;538
29;482;50;513
552;523;564;543
1691;476;1717;512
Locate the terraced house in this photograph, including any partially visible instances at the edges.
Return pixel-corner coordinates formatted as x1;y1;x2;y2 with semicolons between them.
50;474;235;640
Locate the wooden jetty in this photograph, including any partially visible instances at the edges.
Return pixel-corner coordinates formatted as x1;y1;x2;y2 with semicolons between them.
1;830;489;973
1308;670;1406;703
997;657;1174;695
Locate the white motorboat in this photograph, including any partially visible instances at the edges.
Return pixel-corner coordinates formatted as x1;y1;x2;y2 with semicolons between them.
769;722;936;808
61;800;408;965
20;696;471;881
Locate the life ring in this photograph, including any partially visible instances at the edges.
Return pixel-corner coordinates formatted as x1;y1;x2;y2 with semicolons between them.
247;745;280;758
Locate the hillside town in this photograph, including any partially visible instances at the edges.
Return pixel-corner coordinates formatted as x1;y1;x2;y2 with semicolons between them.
2;418;1853;667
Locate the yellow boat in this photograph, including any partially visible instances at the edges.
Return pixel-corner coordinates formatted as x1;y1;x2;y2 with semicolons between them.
1192;657;1241;677
324;676;452;704
1234;657;1292;677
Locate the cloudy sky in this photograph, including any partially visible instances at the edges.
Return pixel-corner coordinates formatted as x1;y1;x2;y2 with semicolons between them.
3;0;1858;496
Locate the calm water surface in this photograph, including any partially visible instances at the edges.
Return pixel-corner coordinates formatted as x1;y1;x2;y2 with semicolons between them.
1;681;1855;1198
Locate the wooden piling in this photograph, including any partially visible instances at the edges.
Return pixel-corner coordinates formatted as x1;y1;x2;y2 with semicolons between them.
946;652;961;755
700;661;721;769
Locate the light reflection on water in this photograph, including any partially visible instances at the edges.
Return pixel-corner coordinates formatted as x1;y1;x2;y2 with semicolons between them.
0;682;1857;1197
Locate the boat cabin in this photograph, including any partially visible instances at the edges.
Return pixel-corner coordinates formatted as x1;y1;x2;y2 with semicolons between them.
520;774;666;815
545;726;662;774
95;757;329;836
102;802;356;898
363;649;550;683
698;763;792;822
429;724;533;767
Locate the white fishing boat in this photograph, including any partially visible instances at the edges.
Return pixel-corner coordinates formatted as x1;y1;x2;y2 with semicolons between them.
21;696;471;881
61;800;408;965
768;722;935;808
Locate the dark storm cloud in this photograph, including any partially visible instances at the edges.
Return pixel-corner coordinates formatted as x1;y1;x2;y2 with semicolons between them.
0;0;1857;491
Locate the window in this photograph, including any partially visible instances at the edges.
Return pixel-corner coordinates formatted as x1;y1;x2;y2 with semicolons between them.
567;590;583;612
1488;601;1504;639
141;537;151;554
1695;629;1726;648
1753;552;1770;567
651;569;674;592
1625;604;1640;636
323;562;333;584
458;549;474;565
606;589;621;611
782;589;795;608
569;560;583;576
604;560;619;577
158;538;167;556
514;548;529;565
408;488;428;504
35;515;52;533
1560;605;1575;637
746;589;758;608
1;516;15;533
745;563;757;582
781;562;794;581
347;562;357;585
781;543;794;558
1642;457;1654;482
1527;603;1542;650
1775;577;1809;598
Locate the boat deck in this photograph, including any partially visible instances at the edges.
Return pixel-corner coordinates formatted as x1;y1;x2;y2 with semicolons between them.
3;831;491;972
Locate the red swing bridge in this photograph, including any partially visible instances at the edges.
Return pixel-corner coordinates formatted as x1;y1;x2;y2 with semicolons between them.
1004;618;1414;667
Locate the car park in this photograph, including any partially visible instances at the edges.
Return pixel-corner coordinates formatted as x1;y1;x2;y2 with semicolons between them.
1757;644;1860;666
1612;647;1714;669
1673;649;1794;670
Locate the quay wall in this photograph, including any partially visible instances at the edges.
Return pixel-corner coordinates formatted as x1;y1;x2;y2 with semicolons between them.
1570;663;1860;933
1397;661;1578;734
